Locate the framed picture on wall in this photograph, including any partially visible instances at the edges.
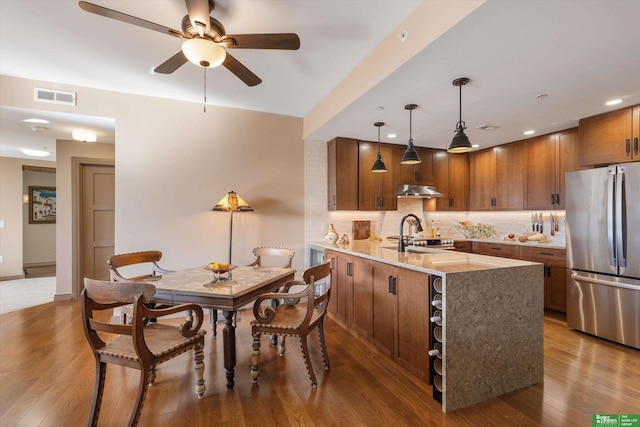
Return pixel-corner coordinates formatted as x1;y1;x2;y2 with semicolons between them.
28;186;56;224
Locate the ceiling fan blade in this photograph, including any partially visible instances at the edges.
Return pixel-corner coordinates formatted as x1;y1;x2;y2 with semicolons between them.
154;51;189;74
79;1;186;39
221;33;300;50
185;0;212;34
223;53;262;86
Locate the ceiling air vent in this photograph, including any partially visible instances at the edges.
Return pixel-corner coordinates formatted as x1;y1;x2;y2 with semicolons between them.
476;124;500;131
34;88;77;106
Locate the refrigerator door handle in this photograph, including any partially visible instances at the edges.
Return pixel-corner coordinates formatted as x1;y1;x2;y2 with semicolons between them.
616;166;626;268
570;273;640;292
607;167;617;268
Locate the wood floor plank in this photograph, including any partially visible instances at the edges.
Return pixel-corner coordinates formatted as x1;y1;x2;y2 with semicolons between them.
1;301;639;426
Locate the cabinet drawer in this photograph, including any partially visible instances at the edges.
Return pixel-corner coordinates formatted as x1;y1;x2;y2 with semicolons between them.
472;242;521;258
452;241;472;253
520;247;566;264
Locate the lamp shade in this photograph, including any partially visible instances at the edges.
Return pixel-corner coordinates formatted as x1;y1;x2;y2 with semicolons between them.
401;140;421;164
212;191;253;212
371;153;387;172
182;38;226;68
447;128;473;153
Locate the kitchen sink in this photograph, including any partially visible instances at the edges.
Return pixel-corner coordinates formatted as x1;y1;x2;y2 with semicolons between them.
381;246;447;254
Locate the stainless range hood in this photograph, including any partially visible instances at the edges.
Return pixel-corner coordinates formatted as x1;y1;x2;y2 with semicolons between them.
397;184;445;198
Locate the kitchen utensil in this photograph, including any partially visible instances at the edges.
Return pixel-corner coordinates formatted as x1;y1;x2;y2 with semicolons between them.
550;214;555;236
531;214;535;231
555;214;559;231
539;213;543;233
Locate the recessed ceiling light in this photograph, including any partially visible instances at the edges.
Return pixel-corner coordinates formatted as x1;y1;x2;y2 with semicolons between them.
21;148;50;157
524;130;535;135
471;144;480;148
23;118;50;124
387;133;396;138
30;126;47;132
72;129;97;142
476;124;499;131
606;99;622;106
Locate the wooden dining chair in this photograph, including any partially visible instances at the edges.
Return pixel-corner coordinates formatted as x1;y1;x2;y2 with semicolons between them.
210;246;296;337
81;278;206;427
250;261;331;388
107;250;174;324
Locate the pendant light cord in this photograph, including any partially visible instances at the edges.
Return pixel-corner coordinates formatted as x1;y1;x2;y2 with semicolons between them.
409;108;413;141
203;67;207;113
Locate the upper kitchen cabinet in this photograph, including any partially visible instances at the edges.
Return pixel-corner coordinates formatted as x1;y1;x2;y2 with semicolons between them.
432;150;469;211
328;137;359;210
524;128;584;210
397;146;436;186
579;105;640;166
359;141;398;211
469;143;524;210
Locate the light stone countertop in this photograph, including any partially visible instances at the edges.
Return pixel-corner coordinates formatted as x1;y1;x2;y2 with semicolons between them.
309;240;540;275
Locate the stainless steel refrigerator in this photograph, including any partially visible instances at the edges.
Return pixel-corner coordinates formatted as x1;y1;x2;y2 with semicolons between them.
566;162;640;349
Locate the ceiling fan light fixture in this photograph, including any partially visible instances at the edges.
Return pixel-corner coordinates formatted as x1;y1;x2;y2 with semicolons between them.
182;38;226;68
401;104;421;164
448;77;473;153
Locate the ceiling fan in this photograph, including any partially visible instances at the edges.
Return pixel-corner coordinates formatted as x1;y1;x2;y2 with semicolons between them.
79;0;300;86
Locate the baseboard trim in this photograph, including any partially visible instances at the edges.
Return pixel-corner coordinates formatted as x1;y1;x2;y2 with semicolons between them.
23;262;56;268
0;274;25;282
54;294;73;301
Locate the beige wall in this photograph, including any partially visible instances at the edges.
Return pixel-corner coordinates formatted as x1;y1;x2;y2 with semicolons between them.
0;157;56;278
1;75;304;297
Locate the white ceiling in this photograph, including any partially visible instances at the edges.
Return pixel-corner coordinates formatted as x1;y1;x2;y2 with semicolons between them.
1;0;640;163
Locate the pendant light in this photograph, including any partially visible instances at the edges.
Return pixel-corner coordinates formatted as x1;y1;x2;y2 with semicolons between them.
401;104;421;164
448;77;473;153
371;122;387;173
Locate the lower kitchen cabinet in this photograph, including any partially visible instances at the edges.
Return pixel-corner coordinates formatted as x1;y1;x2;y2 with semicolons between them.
472;241;521;259
371;261;430;381
327;250;432;381
452;241;472;253
326;249;371;336
520;247;567;313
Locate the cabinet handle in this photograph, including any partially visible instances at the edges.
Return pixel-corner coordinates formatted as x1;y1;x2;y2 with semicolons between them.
415;171;421;182
634;137;639;154
544;266;551;278
333;194;336;206
392;277;397;295
551;193;555;205
540;252;554;256
556;193;560;205
626;139;631;154
449;198;454;208
388;276;393;294
490;247;502;251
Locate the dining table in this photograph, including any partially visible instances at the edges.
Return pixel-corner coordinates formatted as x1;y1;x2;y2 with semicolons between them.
151;265;296;389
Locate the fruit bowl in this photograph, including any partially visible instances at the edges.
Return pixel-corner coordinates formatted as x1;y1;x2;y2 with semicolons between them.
204;264;237;283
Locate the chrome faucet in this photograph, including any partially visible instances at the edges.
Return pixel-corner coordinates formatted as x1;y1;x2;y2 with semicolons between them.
398;213;423;252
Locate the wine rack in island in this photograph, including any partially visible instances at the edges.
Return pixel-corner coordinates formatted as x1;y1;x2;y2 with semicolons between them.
429;275;444;404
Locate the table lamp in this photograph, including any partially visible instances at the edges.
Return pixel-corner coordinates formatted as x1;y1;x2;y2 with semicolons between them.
212;191;253;263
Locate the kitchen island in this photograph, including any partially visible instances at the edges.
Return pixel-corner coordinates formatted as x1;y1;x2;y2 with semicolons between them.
309;240;543;413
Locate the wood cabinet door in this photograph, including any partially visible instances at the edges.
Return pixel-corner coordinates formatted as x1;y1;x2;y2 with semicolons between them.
359;141;397;211
524;134;557;210
398;146;435;186
370;261;397;358
351;257;372;339
334;252;353;326
579;107;633;166
494;142;524;210
633;106;640;159
449;152;469;211
434;150;451;211
325;250;339;316
328;138;359;210
546;263;567;313
557;128;586;209
469;148;495;210
396;269;430;381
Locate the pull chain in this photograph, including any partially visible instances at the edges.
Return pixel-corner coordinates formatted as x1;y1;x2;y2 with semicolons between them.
203;67;207;113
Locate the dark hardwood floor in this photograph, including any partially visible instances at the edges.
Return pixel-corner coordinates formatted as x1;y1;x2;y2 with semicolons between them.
0;301;638;426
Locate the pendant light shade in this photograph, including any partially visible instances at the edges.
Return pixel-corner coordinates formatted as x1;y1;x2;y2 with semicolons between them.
371;122;388;173
448;77;473;153
401;104;421;164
